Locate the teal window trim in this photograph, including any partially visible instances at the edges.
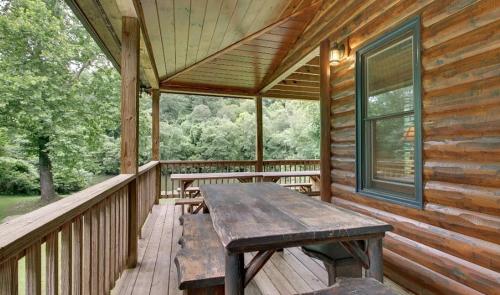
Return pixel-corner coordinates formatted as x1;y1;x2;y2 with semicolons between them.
355;16;423;209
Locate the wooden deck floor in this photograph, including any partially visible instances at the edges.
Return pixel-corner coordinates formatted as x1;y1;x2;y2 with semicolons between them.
112;201;412;295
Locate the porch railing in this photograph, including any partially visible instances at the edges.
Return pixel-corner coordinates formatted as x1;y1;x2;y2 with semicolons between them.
160;159;320;197
0;161;158;295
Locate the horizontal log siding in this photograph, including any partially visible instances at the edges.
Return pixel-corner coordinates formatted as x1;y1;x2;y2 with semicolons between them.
328;0;500;294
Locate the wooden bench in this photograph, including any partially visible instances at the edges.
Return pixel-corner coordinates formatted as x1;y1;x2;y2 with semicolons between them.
299;278;397;295
302;241;364;285
175;214;225;294
281;182;313;193
174;197;205;214
177;186;201;197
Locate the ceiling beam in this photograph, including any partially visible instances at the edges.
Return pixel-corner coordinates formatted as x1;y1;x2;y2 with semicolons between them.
115;0;137;17
259;0;379;94
127;0;159;88
263;91;319;101
260;48;319;93
258;0;344;93
161;1;321;84
160;82;255;99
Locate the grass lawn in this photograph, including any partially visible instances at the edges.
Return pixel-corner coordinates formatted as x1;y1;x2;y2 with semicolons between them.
0;194;75;223
0;195;47;222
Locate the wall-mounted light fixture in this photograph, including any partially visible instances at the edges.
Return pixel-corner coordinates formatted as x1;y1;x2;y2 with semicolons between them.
330;42;346;66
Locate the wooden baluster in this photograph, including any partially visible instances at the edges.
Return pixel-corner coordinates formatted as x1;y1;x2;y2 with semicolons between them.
105;198;111;292
124;188;129;269
72;216;83;295
294;164;298;184
46;232;58;295
109;197;117;289
110;194;117;282
117;190;123;274
61;223;72;295
82;211;91;295
90;206;99;294
171;164;175;198
98;203;105;294
0;257;18;295
26;241;41;295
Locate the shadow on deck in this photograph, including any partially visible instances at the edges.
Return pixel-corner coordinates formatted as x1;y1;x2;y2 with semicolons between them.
112;201;412;295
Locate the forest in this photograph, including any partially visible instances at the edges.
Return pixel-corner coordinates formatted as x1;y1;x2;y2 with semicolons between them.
0;0;319;205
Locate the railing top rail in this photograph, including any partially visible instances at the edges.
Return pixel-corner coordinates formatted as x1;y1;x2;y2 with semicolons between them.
160;159;320;165
160;160;257;165
138;160;160;176
263;159;320;164
0;173;135;264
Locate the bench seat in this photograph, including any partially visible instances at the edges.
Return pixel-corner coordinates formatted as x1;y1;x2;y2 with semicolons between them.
299;278;397;295
175;197;204;207
174;214;225;292
175;197;205;214
282;182;313;192
177;186;200;194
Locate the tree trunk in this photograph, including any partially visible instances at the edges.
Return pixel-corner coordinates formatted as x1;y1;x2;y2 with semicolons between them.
39;136;57;201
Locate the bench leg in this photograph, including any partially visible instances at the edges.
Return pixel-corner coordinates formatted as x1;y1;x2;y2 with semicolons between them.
366;237;383;282
324;260;362;286
324;263;336;286
184;285;224;295
225;252;244;295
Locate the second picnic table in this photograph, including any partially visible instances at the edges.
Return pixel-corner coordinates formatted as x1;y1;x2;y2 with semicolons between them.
170;170;321;198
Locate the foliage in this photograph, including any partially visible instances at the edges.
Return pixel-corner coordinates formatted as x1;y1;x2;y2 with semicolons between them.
159;94;319;161
0;157;39;194
0;0;124;197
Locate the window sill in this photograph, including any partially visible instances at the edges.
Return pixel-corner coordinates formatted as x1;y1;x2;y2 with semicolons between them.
356;188;423;209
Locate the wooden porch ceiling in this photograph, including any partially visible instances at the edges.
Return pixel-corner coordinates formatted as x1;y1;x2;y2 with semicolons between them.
66;0;331;100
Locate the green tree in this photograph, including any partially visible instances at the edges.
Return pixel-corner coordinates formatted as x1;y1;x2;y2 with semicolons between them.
0;0;119;199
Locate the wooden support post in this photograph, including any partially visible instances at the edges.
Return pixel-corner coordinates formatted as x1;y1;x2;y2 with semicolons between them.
152;89;160;161
320;39;332;203
120;16;140;268
152;89;161;204
255;96;263;172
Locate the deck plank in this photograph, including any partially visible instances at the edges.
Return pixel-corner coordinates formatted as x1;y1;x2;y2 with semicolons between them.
113;203;412;295
131;203;168;294
112;204;161;295
150;204;175;294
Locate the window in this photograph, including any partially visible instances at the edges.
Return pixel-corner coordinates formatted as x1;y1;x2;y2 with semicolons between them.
355;17;422;208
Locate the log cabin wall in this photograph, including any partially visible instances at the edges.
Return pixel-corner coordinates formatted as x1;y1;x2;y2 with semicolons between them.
327;0;500;294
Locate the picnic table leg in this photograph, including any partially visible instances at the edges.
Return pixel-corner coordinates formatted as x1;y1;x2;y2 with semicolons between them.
225;252;245;295
180;180;185;214
366;237;383;282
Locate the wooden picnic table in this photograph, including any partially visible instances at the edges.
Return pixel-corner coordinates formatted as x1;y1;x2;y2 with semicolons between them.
201;183;393;295
171;170;321;198
171;171;261;198
261;170;320;183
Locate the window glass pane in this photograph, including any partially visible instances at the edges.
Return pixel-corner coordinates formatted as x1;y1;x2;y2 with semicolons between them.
373;115;414;184
366;36;414;117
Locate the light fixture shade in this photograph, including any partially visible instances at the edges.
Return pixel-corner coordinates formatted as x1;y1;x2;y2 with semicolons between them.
330;48;341;65
330;43;345;65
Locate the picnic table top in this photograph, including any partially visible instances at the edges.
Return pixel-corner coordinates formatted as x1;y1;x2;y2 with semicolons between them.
201;183;393;253
261;170;320;177
170;170;320;180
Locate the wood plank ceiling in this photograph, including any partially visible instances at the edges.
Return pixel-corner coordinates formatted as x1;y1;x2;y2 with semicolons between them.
68;0;329;100
138;0;323;99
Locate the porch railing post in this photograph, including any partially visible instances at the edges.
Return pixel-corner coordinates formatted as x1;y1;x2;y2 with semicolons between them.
120;16;140;268
320;39;332;203
152;89;161;204
255;95;263;172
